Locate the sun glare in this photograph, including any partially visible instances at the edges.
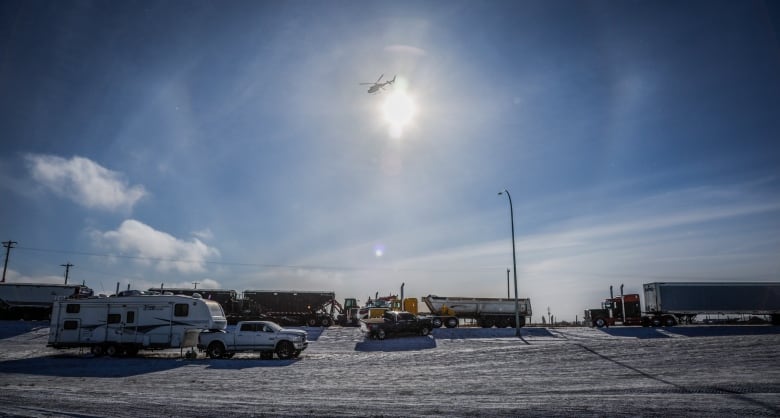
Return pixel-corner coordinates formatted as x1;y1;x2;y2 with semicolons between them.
382;90;417;139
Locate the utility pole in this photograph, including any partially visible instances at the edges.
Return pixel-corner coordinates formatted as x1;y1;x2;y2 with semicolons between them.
2;240;17;283
192;281;199;289
60;262;74;284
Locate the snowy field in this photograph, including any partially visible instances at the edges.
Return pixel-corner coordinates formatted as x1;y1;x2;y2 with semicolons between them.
1;321;779;417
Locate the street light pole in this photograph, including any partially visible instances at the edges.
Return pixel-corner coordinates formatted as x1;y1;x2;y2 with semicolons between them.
506;268;510;299
498;189;521;337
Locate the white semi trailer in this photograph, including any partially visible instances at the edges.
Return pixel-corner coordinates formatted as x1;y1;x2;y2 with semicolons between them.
421;295;532;328
48;293;227;357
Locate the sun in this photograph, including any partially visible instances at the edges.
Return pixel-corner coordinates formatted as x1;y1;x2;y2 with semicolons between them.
382;90;417;138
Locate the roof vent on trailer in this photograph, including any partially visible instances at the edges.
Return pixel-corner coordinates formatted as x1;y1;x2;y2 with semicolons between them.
191;292;202;299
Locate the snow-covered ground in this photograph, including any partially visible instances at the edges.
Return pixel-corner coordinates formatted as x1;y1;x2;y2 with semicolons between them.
1;321;779;417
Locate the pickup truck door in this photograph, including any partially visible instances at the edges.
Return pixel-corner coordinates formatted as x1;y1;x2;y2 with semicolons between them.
254;324;279;350
236;323;259;349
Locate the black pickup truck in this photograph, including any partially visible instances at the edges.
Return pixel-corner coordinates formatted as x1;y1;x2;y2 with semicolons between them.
361;311;433;340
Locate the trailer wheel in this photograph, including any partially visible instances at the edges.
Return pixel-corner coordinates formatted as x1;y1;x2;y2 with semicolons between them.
651;317;662;327
497;318;509;328
432;318;443;328
481;318;495;328
376;329;387;340
207;342;226;359
91;345;104;357
105;344;119;357
663;316;677;327
445;318;458;328
420;326;430;336
594;318;606;328
276;341;295;359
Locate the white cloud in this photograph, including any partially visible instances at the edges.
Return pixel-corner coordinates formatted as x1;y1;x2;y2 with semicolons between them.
92;220;220;274
26;154;146;212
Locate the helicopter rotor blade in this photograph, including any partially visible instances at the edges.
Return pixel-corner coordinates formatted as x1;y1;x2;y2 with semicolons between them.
376;74;384;83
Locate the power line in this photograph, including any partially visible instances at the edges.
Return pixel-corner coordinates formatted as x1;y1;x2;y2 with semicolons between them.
12;245;502;273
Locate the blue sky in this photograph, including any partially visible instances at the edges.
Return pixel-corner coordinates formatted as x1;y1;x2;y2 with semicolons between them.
1;0;779;322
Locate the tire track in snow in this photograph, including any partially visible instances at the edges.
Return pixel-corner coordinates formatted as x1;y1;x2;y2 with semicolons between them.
575;342;780;415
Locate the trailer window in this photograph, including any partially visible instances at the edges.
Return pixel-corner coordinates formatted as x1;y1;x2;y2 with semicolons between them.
63;320;78;330
126;311;135;324
107;313;121;324
174;303;189;317
66;304;80;314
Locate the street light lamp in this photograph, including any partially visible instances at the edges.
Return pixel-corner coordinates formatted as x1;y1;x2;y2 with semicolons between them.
498;189;521;337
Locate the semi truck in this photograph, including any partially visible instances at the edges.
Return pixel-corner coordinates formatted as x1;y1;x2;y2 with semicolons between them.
240;290;336;327
47;293;227;357
0;282;93;320
421;295;532;328
585;282;780;327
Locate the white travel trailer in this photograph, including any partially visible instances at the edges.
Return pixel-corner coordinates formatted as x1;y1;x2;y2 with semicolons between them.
48;293;227;357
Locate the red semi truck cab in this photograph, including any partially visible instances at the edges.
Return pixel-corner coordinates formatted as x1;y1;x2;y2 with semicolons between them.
585;294;643;327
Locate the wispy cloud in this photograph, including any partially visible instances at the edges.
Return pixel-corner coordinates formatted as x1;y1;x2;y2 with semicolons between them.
26;154;146;212
91;219;220;274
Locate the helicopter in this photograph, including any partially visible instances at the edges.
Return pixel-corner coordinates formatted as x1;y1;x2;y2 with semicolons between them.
360;74;396;94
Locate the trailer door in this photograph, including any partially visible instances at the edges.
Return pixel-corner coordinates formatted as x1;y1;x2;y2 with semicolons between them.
106;305;124;343
122;308;139;344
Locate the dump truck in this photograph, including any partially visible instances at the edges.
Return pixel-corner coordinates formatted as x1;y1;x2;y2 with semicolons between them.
240;290;336;327
585;282;780;327
421;295;532;328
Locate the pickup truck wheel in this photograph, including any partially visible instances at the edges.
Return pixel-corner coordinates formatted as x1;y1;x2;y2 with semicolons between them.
432;318;443;328
207;342;226;359
376;329;387;340
276;341;294;359
420;327;430;336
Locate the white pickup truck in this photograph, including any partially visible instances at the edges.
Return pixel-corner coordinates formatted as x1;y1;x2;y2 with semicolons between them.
198;320;308;359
